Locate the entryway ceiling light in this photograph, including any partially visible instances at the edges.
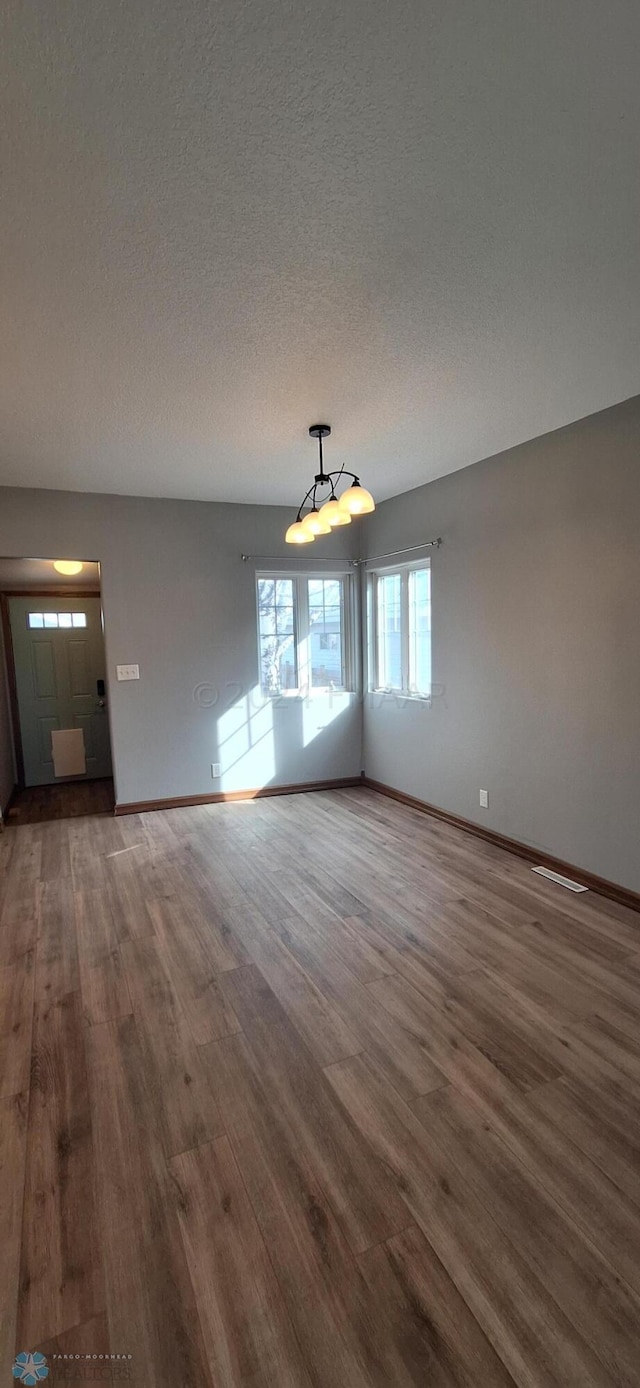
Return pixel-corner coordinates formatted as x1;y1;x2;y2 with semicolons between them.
285;425;375;544
53;560;84;575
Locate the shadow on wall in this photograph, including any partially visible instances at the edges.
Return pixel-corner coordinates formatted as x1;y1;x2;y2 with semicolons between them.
194;682;354;794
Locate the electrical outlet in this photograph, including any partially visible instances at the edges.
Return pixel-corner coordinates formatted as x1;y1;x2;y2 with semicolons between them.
479;789;489;808
211;763;221;778
116;664;140;681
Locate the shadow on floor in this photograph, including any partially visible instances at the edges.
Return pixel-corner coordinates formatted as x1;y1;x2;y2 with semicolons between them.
5;777;115;825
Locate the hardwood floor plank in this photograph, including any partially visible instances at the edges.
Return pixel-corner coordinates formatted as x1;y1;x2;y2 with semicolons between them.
120;935;224;1157
3;786;639;1386
369;972;640;1299
75;888;132;1027
451;967;640;1122
6;780;115;827
220;965;410;1254
528;1075;640;1212
103;852;157;943
148;895;242;1045
36;879;80;1004
413;1082;640;1386
1;827;42;918
201;888;362;1066
39;821;72;883
170;1135;313;1388
324;1051;612;1388
0;951;35;1098
37;1311;110;1361
0;890;40;965
0;1092;29;1373
85;1015;214;1388
354;1223;516;1388
201;1031;373;1388
567;1012;640;1092
420;970;562;1093
18;991;105;1346
167;852;252;971
276;914;446;1100
418;898;606;1019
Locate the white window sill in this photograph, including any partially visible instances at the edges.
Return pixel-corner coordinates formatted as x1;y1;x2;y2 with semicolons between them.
262;688;353;701
369;688;432;704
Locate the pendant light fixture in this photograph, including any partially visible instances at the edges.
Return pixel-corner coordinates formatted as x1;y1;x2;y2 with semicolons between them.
285;425;375;544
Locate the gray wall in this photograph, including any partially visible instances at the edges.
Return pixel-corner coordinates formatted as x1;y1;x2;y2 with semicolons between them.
0;617;16;813
1;393;637;890
361;395;640;893
0;490;360;805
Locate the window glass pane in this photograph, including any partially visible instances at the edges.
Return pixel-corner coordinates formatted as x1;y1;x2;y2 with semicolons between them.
376;574;402;689
307;578;344;688
28;610;88;630
258;578;297;694
409;567;431;694
307;580;324;607
258;578;275;608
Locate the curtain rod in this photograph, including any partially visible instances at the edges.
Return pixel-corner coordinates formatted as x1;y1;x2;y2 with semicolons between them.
241;540;441;565
352;539;441;566
240;554;353;564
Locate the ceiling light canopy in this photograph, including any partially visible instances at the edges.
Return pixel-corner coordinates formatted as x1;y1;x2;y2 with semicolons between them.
285;425;375;544
53;560;84;576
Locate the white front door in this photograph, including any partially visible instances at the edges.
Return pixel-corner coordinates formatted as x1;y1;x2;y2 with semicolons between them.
9;595;113;786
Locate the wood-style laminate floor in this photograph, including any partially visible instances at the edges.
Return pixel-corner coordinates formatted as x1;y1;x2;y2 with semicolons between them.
5;777;115;825
1;787;640;1387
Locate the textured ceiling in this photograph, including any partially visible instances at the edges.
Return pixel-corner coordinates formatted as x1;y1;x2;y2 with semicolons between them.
2;0;639;506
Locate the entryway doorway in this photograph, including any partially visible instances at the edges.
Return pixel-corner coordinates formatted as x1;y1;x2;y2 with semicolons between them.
0;557;115;825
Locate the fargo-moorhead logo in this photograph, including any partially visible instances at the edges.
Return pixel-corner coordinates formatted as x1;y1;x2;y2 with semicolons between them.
12;1353;49;1385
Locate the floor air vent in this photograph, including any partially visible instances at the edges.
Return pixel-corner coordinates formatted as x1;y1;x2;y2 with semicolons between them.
532;866;588;893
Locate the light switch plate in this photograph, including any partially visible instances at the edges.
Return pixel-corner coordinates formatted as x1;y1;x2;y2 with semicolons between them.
479;789;489;808
116;664;140;681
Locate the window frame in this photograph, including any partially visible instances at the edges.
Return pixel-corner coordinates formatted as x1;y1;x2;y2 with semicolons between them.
256;570;354;698
367;558;432;700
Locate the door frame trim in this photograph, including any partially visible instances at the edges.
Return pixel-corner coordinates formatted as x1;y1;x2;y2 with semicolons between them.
0;588;103;790
0;594;25;787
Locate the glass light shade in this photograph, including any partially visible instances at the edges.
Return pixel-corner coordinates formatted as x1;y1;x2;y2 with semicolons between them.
285;521;314;544
53;560;84;575
301;509;331;536
337;485;375;516
319;498;352;527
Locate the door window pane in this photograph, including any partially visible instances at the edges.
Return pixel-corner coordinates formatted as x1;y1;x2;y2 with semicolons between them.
28;610;88;630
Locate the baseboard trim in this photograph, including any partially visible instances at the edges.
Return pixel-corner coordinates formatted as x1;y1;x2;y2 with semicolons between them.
114;776;362;817
363;777;640;915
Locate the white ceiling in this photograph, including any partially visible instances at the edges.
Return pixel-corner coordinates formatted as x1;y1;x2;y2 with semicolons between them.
2;0;639;506
0;558;100;590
